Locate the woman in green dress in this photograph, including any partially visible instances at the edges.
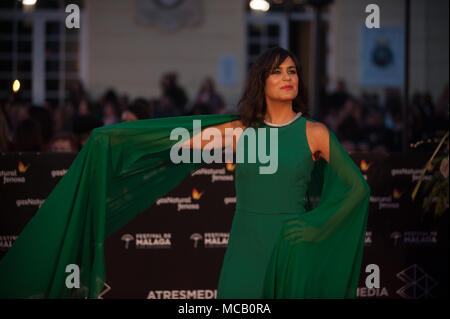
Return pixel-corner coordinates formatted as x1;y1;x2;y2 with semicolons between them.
216;49;325;298
0;47;369;299
184;47;370;298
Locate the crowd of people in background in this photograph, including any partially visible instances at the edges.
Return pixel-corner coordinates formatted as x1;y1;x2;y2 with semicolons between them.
318;80;449;153
0;73;226;153
0;73;448;154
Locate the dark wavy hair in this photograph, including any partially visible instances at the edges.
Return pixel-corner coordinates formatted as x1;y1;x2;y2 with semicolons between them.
238;47;309;127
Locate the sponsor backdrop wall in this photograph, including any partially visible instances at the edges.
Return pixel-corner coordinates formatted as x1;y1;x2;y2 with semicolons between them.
0;151;448;299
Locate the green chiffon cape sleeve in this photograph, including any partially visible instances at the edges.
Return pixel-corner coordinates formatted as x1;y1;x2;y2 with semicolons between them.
0;114;369;299
263;120;371;298
0;114;238;299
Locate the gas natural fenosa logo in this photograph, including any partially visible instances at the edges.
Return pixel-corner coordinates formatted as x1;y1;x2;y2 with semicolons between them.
360;160;372;172
18;161;30;173
1;161;30;184
192;188;204;200
226;162;236;172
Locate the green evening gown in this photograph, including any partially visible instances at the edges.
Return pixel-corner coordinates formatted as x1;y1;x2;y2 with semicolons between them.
217;113;315;298
218;113;370;298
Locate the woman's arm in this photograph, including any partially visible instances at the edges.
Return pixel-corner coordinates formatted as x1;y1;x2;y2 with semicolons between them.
180;119;245;153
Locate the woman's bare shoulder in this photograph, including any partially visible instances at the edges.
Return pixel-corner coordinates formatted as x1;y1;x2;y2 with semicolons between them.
305;119;330;162
306;120;328;136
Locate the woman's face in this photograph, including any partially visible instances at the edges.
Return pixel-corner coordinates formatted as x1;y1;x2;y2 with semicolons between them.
264;56;299;103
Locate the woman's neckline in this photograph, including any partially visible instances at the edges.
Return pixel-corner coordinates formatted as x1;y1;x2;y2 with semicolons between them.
263;111;303;127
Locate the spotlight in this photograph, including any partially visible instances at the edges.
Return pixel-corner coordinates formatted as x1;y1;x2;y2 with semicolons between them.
12;79;20;93
249;0;270;12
